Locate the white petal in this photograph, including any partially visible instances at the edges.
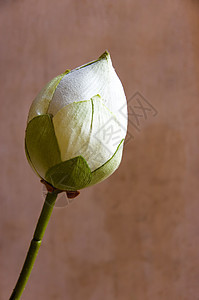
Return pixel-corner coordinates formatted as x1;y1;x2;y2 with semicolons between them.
52;95;125;172
48;52;127;133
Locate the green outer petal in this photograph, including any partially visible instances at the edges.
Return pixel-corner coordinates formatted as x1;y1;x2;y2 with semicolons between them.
28;70;70;122
25;114;61;179
86;139;124;187
25;141;41;178
45;156;92;190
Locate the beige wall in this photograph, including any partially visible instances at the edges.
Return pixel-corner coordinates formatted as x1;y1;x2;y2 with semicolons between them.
1;1;199;299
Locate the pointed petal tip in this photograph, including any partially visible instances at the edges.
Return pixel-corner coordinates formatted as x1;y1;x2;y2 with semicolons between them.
99;50;111;61
63;69;71;75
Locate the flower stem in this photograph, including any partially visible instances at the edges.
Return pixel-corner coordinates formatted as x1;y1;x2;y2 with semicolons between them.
9;191;58;300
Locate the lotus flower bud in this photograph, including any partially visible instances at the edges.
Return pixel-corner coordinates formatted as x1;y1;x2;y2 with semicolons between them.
25;51;127;191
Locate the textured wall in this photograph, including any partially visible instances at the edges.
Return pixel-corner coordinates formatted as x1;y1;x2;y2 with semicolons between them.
1;1;199;299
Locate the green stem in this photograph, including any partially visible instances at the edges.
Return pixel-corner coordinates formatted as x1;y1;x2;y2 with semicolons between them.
9;191;58;300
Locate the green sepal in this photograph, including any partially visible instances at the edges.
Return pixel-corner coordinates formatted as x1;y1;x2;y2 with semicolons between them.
86;139;124;187
25;114;61;178
45;156;92;191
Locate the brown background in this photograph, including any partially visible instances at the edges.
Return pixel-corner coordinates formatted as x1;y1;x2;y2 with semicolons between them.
0;1;199;299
